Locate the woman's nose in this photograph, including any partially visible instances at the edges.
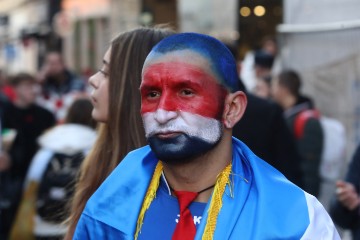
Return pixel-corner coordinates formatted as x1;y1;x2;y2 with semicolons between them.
89;72;100;89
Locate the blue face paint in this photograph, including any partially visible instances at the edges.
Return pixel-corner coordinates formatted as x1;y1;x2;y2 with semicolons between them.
147;32;242;93
148;132;222;164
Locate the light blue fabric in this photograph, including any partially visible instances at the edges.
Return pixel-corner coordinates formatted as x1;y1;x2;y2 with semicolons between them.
73;137;309;239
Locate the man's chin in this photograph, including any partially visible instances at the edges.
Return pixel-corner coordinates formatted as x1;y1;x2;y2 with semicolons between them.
147;134;219;164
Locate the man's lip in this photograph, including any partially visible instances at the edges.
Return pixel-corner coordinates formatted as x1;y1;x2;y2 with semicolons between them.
156;131;182;139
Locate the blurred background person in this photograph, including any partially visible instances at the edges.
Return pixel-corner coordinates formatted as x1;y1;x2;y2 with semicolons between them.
64;27;175;240
254;75;272;99
10;97;96;240
240;36;278;92
330;144;360;240
0;73;56;239
36;51;87;122
271;69;323;197
254;49;274;84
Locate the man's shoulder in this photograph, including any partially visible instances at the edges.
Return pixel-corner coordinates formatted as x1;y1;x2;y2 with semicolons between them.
83;145;156;218
232;137;302;193
125;145;153;159
74;212;130;240
100;145;154;184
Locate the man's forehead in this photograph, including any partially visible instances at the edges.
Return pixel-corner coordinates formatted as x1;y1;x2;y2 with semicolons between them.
143;49;217;80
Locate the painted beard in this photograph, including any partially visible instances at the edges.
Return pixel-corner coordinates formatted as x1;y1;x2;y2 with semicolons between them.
143;110;223;164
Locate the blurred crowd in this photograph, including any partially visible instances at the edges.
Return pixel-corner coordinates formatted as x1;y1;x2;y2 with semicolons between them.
0;29;358;240
0;51;96;239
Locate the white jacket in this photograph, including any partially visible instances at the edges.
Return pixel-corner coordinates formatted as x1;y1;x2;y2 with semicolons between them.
25;123;97;237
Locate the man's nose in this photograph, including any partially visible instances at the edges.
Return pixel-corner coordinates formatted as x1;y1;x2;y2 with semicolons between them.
154;109;178;124
157;91;177;112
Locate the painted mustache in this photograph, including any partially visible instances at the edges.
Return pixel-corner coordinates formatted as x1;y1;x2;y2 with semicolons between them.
142;110;222;144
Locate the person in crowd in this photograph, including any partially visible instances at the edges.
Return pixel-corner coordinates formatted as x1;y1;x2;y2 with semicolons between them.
64;27;175;239
240;36;279;91
37;51;86;121
271;70;323;197
0;73;56;239
73;33;339;239
330;144;360;240
253;50;274;85
9;98;96;240
254;75;272;99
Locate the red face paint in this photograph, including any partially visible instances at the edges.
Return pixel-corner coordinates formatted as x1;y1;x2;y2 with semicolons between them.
140;62;227;120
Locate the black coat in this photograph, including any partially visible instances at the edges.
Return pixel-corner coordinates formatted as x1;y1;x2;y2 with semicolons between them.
330;145;360;240
233;94;303;187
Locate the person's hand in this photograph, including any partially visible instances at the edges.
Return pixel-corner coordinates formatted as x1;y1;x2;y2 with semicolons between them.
336;180;360;210
0;151;10;171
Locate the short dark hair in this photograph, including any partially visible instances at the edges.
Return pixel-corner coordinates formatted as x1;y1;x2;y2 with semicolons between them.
10;73;36;86
277;70;302;97
254;50;274;69
65;98;96;129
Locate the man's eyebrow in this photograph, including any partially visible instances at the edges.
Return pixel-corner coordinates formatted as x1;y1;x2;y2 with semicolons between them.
175;79;203;88
139;83;160;90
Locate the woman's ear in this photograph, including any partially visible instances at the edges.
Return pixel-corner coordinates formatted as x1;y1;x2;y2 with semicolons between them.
222;91;247;129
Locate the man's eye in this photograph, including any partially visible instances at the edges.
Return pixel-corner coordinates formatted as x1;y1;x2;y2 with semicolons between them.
147;91;160;98
180;89;194;96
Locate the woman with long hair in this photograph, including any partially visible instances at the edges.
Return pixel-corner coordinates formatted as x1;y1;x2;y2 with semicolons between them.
64;27;174;239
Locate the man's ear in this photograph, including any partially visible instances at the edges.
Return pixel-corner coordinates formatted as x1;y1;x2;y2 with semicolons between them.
222;91;247;129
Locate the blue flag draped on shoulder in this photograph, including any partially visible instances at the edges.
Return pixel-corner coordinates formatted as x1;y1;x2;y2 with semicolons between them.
73;137;340;240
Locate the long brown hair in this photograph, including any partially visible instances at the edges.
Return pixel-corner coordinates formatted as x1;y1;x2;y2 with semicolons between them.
64;27;174;239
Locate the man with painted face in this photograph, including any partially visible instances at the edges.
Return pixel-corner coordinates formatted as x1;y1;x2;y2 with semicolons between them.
73;33;339;240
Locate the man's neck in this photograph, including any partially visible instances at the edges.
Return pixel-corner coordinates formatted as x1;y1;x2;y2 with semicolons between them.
162;131;233;203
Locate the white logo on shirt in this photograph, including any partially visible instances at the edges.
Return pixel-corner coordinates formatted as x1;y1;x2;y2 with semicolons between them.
175;214;202;225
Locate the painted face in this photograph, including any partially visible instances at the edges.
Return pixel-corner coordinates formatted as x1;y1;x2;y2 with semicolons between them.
140;50;227;163
89;47;111;122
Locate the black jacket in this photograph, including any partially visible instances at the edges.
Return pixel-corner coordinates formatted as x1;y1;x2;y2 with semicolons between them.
233;94;303;187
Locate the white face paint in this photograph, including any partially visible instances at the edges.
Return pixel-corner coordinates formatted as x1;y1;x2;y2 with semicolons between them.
143;109;222;144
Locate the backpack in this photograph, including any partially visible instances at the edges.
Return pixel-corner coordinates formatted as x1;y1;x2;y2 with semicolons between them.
36;152;84;223
294;110;346;181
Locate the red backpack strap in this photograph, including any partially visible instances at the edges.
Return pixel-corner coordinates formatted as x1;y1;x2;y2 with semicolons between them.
294;109;320;139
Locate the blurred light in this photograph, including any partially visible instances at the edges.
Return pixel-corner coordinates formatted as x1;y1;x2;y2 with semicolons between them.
229;31;240;41
240;7;251;17
254;5;266;17
139;12;153;26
